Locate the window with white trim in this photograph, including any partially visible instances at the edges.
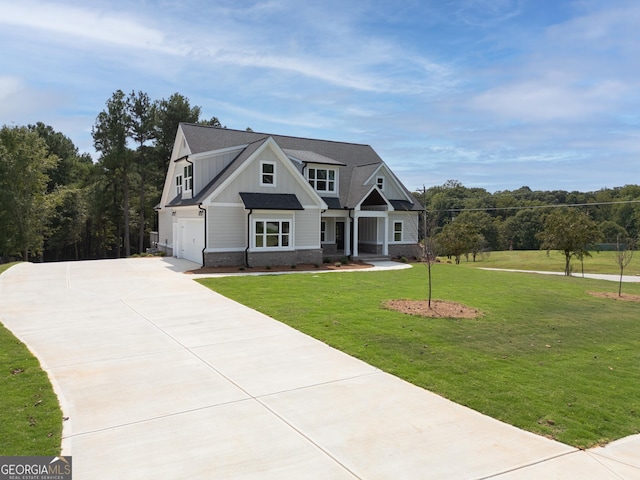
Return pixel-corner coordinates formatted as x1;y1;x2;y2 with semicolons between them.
320;221;326;242
184;164;193;191
255;220;290;248
176;174;183;194
393;221;403;242
261;162;275;186
376;176;385;191
308;168;336;193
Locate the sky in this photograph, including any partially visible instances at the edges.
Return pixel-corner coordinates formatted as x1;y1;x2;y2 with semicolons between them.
1;0;639;193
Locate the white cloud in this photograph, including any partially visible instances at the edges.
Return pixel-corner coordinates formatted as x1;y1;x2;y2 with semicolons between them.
0;1;178;54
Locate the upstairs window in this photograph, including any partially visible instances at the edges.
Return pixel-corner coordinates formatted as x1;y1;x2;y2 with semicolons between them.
376;176;385;191
308;168;336;193
176;174;183;194
184;164;193;191
261;162;275;186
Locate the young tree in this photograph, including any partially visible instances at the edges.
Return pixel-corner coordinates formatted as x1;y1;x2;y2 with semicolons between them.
614;235;635;297
414;210;439;308
536;208;600;276
0;125;58;260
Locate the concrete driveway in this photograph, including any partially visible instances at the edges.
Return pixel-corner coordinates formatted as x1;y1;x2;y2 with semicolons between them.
1;258;638;479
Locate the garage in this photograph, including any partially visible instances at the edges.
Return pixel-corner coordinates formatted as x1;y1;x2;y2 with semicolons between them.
176;218;205;264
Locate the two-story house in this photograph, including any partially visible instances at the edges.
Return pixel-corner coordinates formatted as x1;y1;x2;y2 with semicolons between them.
156;124;422;267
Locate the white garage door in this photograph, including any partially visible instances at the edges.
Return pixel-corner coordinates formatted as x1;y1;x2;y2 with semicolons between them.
177;219;205;264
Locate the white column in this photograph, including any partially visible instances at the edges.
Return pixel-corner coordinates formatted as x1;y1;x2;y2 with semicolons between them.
345;216;351;256
352;213;359;257
383;215;389;255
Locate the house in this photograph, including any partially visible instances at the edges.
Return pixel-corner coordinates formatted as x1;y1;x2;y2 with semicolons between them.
156;124;422;267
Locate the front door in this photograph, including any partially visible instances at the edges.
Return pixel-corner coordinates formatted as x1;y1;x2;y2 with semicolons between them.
336;221;345;251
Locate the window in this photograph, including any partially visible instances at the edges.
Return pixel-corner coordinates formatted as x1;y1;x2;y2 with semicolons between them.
255;220;290;248
261;162;275;186
393;221;403;242
376;176;384;191
184;164;193;191
176;174;183;194
308;168;336;193
320;221;326;243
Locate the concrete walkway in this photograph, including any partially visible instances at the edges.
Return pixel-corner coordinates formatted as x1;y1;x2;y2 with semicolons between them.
1;258;639;479
480;267;640;283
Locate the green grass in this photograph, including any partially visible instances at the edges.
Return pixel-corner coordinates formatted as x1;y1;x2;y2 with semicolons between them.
198;265;640;448
462;249;640;276
0;262;63;455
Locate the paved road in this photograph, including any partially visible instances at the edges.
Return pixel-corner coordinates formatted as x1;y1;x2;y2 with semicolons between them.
1;258;638;479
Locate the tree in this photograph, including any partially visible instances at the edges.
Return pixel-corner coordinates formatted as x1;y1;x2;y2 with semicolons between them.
127;91;157;253
536;208;600;276
0;125;58;260
154;93;202;170
614;235;635;297
501;209;544;250
93;90;133;257
415;210;439;308
436;221;483;264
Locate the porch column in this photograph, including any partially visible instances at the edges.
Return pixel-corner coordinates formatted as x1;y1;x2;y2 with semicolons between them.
352;213;359;257
383;215;389;255
345;216;351;256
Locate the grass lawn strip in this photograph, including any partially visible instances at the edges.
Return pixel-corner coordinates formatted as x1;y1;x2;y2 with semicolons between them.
198;263;640;449
0;262;63;455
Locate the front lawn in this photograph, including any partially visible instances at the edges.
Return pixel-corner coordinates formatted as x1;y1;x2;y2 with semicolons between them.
0;262;63;455
198;265;640;448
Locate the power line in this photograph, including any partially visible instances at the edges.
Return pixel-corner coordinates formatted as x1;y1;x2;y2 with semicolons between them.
432;199;640;213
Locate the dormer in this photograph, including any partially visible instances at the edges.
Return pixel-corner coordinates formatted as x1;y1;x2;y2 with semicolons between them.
283;149;345;198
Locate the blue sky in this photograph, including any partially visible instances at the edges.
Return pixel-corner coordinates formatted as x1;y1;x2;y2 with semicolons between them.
1;0;638;193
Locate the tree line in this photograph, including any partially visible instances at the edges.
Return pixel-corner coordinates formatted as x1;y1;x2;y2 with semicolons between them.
413;179;640;266
0;90;226;262
2;95;638;264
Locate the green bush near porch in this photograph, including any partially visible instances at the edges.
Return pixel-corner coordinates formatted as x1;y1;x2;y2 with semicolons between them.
198;264;640;448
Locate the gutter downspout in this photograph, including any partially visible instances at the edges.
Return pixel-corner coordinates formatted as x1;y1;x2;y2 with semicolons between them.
198;203;206;268
245;209;253;267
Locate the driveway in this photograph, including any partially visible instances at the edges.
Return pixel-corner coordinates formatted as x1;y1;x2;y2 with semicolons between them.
1;258;638;479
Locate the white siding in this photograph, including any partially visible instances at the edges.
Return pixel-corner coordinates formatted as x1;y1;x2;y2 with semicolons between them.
195;149;243;194
213;147;317;205
388;212;419;243
209;205;246;250
295;209;321;248
158;210;173;247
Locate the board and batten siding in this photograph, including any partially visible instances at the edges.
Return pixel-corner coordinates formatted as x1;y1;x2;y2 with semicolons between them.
194;149;243;194
213;148;317;205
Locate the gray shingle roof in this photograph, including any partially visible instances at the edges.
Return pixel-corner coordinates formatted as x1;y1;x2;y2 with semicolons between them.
179;124;422;211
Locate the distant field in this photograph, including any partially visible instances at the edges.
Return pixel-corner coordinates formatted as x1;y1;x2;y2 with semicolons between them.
459;250;640;276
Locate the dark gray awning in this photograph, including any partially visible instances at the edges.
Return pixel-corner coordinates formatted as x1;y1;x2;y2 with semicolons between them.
239;192;304;210
321;196;342;209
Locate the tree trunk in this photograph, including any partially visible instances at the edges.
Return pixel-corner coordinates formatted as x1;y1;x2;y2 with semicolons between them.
123;172;131;257
427;263;432;309
139;164;145;254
